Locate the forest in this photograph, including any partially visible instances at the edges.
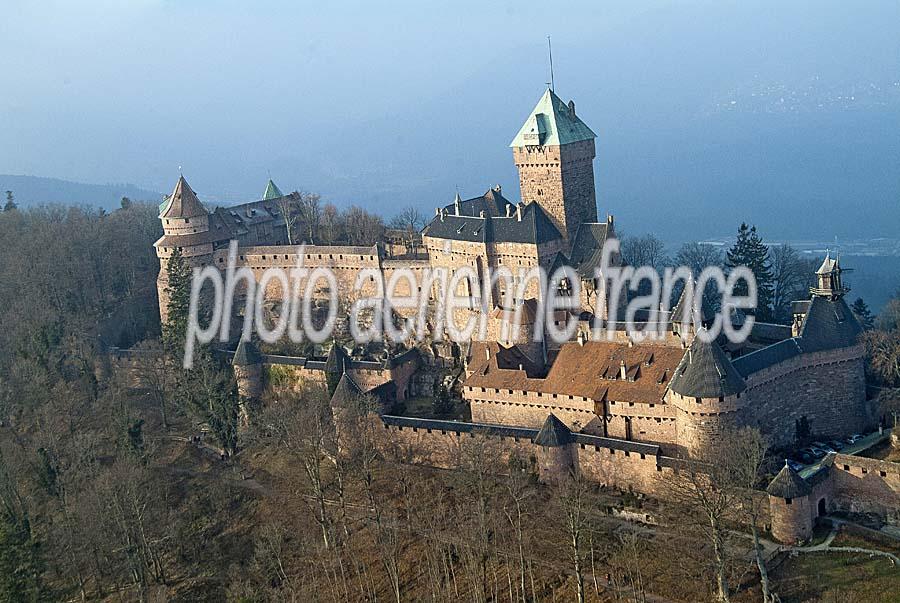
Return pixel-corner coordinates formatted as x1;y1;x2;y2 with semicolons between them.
0;200;898;602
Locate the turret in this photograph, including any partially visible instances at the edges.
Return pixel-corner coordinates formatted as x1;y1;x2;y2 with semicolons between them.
767;461;814;544
810;253;850;300
668;334;747;458
533;413;577;482
233;338;263;428
153;175;214;324
324;342;350;397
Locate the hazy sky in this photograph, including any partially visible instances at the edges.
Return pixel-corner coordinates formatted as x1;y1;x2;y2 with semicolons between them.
2;0;899;239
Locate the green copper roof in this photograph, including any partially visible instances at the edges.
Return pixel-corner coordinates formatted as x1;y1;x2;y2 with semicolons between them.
262;179;283;200
510;88;596;147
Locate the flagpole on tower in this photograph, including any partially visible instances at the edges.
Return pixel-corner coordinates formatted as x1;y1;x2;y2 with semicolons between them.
547;35;555;92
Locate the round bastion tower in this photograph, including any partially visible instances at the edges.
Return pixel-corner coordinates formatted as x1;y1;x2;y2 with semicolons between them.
766;461;814;544
153;176;214;323
533;413;577;483
668;335;749;458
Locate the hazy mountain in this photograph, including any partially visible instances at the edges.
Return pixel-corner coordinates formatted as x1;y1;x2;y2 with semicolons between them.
0;175;161;210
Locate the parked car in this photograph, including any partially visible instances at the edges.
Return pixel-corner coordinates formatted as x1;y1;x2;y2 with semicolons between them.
847;434;865;444
786;459;804;472
807;447;827;459
827;440;845;451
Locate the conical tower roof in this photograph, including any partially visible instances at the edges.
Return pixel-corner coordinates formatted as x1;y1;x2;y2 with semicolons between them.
534;413;573;447
669;335;746;398
767;461;811;498
160;175;206;219
510;89;595;147
262;179;284;200
330;373;364;407
233;338;262;366
325;343;350;374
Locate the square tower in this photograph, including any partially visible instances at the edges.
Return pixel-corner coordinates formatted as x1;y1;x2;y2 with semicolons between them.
511;89;598;242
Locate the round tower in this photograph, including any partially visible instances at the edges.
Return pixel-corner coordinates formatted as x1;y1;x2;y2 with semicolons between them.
233;339;263;428
154;175;214;323
767;461;814;544
534;413;577;483
668;335;748;458
324;342;350;397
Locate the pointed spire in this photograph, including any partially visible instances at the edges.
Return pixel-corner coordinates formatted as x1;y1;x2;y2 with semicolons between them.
534;413;573;447
160;175;206;219
669;335;746;398
767;462;811;498
262;179;284;200
233;338;262;366
510;89;595;147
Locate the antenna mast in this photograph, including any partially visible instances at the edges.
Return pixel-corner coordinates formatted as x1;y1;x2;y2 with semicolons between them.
547;35;555;91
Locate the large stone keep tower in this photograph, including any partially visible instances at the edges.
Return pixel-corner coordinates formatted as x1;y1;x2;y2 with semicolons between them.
510;89;598;242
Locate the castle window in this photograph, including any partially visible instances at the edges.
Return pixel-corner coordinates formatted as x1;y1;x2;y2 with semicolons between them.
843;464;850;470
785;498;792;505
695;397;701;404
880;471;887;477
862;468;868;474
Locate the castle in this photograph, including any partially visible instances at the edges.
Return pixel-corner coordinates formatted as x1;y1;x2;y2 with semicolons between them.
151;87;895;544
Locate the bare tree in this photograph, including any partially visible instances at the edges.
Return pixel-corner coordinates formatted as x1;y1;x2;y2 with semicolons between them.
659;457;734;602
770;244;815;324
723;427;775;603
274;192;302;245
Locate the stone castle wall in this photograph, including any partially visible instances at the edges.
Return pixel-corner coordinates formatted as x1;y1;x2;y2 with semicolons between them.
743;344;870;447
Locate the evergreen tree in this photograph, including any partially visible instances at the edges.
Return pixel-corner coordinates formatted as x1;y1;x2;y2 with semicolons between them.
3;191;17;212
0;511;46;602
162;248;192;354
851;297;875;330
726;223;774;321
120;196;132;210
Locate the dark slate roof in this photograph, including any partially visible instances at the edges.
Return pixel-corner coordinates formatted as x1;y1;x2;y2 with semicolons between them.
767;462;811;498
325;343;350;374
791;300;811;316
233;339;262;366
330;373;364;407
733;338;802;377
380;415;539;440
569;222;614;278
749;322;792;344
213;198;282;236
797;296;862;353
669;336;746;398
548;251;571;276
669;284;713;324
423;192;562;245
534;413;573;447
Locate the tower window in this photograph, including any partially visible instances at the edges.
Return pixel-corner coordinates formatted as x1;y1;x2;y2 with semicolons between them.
785;498;792;505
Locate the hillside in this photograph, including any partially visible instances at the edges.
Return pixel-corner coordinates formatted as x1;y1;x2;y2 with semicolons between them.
0;174;161;210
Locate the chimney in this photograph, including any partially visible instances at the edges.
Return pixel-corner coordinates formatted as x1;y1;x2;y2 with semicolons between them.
440;208;446;222
619;360;627;380
494;184;502;193
479;210;485;218
506;204;513;218
454;192;461;216
607;214;614;227
568;100;575;116
485;346;490;361
577;330;585;346
435;207;440;216
518;363;523;371
516;203;523;222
